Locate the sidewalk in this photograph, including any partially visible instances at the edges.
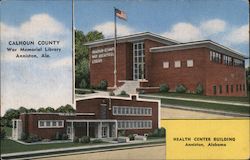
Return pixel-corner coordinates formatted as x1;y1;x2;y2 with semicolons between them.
140;94;249;107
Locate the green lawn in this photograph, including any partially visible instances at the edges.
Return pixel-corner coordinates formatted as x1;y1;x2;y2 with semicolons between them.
147;92;250;104
161;99;250;114
0;139;106;154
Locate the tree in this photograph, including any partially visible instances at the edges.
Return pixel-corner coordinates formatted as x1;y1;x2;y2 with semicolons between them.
56;104;75;113
3;109;20;127
75;30;104;88
37;107;46;113
18;106;28;114
45;107;55;113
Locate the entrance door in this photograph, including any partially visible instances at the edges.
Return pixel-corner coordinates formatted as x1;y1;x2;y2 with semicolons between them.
102;126;108;138
67;126;72;139
133;42;145;80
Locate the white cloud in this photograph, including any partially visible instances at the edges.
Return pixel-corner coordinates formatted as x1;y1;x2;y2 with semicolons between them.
49;57;72;68
225;24;249;44
162;22;203;42
200;19;226;35
93;21;135;38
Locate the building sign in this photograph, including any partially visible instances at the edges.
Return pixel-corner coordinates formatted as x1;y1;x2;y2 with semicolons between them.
91;47;114;64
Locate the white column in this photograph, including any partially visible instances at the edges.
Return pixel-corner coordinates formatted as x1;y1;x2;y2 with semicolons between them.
71;122;74;141
98;122;102;138
115;121;118;138
87;122;89;137
12;120;15;139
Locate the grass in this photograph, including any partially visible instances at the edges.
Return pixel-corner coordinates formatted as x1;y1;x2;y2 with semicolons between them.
161;99;250;114
146;92;250;104
0;139;106;154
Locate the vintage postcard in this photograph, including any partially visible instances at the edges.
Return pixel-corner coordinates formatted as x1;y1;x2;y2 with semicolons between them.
1;0;249;159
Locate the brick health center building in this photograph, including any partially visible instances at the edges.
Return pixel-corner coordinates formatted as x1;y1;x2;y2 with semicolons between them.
85;32;247;97
12;95;160;140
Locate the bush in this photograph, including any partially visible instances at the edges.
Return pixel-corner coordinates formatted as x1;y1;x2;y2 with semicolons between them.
0;128;6;140
176;84;187;93
55;132;62;140
120;90;127;96
73;136;79;143
109;91;115;96
79;79;88;88
97;80;108;90
91;139;103;143
79;136;90;143
159;84;169;93
118;130;125;137
139;90;145;94
128;134;135;141
25;134;41;143
62;133;68;140
148;127;166;137
195;83;203;94
21;132;27;141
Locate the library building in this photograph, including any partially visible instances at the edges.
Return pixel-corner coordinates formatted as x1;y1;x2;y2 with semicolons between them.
85;32;247;97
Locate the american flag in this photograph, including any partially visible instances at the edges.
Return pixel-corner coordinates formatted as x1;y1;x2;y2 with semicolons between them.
115;8;127;20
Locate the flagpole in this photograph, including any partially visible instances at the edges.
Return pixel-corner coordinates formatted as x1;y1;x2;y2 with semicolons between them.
114;7;117;88
72;0;75;104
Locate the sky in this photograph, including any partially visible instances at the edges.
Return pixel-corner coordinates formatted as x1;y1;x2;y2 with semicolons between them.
0;0;249;116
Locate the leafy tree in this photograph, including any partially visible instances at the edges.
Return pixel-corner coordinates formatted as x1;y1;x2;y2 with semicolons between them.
3;109;20;127
56;104;75;113
18;106;28;114
37;107;46;113
28;108;36;113
45;107;55;113
75;30;104;88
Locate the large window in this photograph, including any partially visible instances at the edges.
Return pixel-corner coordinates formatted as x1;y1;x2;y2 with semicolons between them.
133;42;145;80
226;85;229;93
163;61;169;69
117;120;152;129
174;61;181;68
187;60;193;67
113;106;152;116
223;55;233;66
233;59;244;67
213;85;216;95
219;85;222;94
231;85;234;93
210;51;221;63
38;120;64;128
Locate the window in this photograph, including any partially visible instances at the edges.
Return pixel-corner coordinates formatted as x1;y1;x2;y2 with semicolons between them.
223;55;233;66
219;85;222;94
210;51;222;63
243;84;245;91
113;106;152;116
240;84;242;91
133;42;145;80
233;59;244;67
236;84;238;92
231;85;234;93
117;120;152;129
174;61;181;68
226;85;229;93
213;85;216;95
187;60;193;67
38;120;64;128
163;62;169;68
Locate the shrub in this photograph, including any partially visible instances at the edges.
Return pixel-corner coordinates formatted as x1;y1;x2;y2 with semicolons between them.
120;90;127;96
73;136;79;143
148;127;166;137
159;84;169;93
21;132;27;141
91;139;103;143
195;83;203;94
25;134;41;143
79;136;90;143
118;130;125;137
139;90;145;94
79;79;88;88
109;91;115;96
0;128;6;140
176;84;187;93
55;132;62;140
62;133;68;140
97;80;108;90
128;134;135;141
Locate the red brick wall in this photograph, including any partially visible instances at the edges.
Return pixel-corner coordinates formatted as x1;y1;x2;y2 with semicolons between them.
204;48;246;96
76;97;159;135
149;48;207;93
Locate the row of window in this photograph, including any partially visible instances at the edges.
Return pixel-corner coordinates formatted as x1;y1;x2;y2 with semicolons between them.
113;106;152;116
38;120;64;128
163;60;193;69
210;51;244;67
118;120;152;129
213;84;246;95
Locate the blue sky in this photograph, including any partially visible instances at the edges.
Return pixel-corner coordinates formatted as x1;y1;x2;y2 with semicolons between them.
0;0;249;115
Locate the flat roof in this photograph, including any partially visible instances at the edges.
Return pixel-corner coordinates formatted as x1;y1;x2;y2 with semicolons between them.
84;32;179;48
150;40;247;60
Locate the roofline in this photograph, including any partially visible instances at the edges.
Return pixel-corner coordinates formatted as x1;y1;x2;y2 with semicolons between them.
150;40;247;59
84;32;180;47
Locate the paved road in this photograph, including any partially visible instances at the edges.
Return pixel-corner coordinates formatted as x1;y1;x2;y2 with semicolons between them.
37;145;166;160
161;107;233;119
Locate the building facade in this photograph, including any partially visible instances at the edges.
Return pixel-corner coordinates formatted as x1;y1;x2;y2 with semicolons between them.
12;95;160;140
85;32;247;97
